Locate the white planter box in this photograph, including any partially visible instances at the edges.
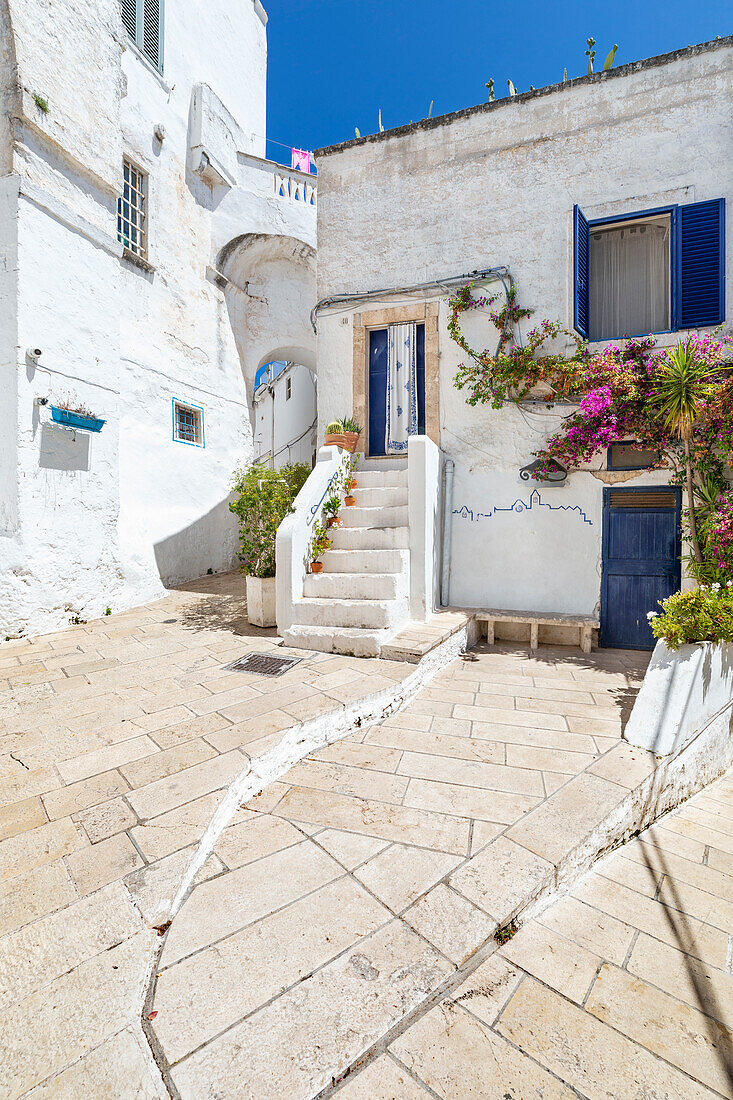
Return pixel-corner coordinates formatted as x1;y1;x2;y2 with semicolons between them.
246;575;277;628
625;639;733;756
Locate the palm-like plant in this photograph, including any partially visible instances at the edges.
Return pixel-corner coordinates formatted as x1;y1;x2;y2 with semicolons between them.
654;339;713;566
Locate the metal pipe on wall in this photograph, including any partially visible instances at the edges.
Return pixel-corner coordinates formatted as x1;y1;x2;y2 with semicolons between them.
440;458;454;607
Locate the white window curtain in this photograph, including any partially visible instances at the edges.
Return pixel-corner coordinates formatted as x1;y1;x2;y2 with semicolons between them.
589;220;670;341
386;322;418;454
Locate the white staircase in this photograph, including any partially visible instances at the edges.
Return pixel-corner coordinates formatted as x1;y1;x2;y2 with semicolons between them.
281;460;410;657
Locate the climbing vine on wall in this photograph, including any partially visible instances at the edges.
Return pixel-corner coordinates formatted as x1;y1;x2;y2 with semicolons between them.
448;282;587;407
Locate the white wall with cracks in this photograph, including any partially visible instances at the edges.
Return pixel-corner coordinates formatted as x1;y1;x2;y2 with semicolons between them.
0;0;316;636
314;39;733;620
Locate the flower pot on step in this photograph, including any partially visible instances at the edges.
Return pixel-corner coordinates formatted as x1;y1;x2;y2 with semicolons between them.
310;561;324;574
324;433;348;448
344;495;356;507
245;575;277;628
326;517;341;528
343;431;360;453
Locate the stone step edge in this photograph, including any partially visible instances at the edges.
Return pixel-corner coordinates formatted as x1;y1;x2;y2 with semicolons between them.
380;613;474;664
311;701;733;1099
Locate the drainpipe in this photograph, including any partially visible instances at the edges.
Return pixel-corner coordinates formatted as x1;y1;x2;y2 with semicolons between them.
440;459;454;607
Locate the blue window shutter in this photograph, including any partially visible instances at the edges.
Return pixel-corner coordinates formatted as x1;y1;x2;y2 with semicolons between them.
573;204;590;339
676;199;725;328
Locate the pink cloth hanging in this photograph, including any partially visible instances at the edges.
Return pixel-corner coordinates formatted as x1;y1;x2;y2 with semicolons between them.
291;148;311;173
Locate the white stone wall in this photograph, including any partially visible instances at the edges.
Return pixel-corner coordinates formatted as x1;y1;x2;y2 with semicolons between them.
253;364;317;469
314;40;733;618
0;0;317;635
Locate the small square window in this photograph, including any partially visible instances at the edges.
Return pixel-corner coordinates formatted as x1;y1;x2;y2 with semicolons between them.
607;442;658;471
118;159;148;258
286;377;292;401
173;401;204;447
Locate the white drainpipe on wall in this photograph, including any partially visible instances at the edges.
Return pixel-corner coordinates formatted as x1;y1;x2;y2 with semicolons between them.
440;459;454;607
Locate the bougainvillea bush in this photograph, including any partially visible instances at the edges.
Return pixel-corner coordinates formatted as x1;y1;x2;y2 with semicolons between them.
649;585;733;649
446;281;733;582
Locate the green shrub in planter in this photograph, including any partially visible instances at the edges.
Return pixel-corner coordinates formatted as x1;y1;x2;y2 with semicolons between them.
229;463;310;578
649;584;733;649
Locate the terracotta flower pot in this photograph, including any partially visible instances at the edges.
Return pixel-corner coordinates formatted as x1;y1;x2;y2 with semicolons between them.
326;516;341;528
348;479;357;491
310;561;324;574
324;433;348;448
343;431;360;453
344;496;356;507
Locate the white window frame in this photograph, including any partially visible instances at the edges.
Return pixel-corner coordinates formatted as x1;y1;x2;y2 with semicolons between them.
172;400;205;448
118;159;148;260
588;211;672;341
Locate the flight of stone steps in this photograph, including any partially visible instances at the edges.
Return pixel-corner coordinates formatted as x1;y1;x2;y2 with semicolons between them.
281;459;410;657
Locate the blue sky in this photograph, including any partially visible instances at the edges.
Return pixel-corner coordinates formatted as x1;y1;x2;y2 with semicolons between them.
264;0;730;161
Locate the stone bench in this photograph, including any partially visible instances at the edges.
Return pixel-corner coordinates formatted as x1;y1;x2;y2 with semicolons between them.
475;609;599;653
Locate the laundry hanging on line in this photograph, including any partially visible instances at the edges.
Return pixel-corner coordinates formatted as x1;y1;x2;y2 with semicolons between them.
290;148;312;173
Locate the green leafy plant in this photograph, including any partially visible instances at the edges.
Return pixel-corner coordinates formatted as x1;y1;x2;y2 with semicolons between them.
105;606;111;616
229;463;310;578
649;585;733;649
654;339;715;566
323;494;341;517
494;920;518;944
340;416;362;435
338;452;360;494
33;92;49;113
309;519;332;562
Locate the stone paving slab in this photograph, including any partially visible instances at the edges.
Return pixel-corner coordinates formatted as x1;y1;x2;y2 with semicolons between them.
147;640;655;1097
338;767;733;1100
6;578;730;1100
0;574;415;1099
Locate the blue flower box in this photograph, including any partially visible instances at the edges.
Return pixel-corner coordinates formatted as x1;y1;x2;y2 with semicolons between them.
50;407;106;433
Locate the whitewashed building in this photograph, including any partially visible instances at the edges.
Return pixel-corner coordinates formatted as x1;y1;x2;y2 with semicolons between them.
253;360;317;469
304;38;731;654
0;0;317;635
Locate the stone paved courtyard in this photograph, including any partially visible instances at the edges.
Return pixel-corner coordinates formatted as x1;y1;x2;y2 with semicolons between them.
0;575;731;1098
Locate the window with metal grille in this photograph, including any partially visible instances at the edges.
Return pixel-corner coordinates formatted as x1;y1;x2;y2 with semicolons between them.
118;160;147;258
172;401;204;447
120;0;164;72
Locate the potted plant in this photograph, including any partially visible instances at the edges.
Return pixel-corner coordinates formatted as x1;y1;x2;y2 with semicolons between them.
625;584;733;756
309;520;332;573
340;416;363;454
50;395;105;433
323;495;342;528
324;420;348;448
340;453;359;504
229;462;310;626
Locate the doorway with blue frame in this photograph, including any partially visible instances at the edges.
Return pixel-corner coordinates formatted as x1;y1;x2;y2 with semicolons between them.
601;485;681;649
368;323;426;456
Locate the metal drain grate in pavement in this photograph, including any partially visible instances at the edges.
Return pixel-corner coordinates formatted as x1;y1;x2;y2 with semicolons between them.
224;652;303;677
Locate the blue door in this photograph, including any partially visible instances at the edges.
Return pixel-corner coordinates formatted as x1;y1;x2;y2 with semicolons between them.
368;324;425;456
601;487;681;649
